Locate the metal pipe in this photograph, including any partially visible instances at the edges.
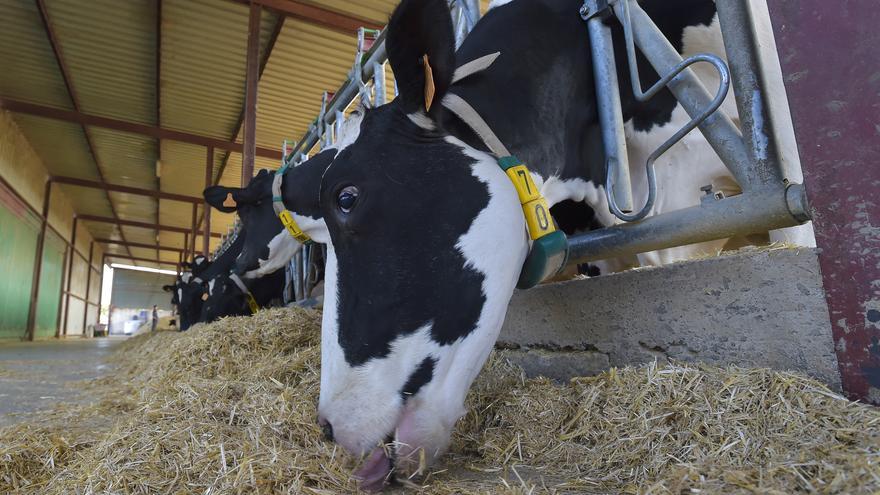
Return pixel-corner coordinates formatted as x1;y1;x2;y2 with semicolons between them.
242;1;261;184
567;184;810;263
292;250;304;301
62;215;77;335
204;146;214;256
291;30;388;157
372;61;386;106
714;0;784;188
618;1;754;190
26;180;52;341
586;6;633;213
82;241;94;334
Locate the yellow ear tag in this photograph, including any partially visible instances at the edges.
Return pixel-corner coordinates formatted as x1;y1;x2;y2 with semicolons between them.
201;293;209;301
223;193;237;208
423;54;435;111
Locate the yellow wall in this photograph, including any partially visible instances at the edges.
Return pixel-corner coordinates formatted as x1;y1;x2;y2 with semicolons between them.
0;109;105;337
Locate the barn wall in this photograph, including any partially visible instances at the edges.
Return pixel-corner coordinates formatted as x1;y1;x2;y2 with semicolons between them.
110;269;176;313
0;110;105;339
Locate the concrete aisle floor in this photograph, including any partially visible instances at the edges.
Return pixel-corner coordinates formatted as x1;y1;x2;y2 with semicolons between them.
0;337;125;427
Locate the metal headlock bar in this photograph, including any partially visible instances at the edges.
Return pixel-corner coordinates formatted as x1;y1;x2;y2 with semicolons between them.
568;0;811;264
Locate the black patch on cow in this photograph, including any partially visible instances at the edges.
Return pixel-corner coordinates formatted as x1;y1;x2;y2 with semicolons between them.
386;0;455;116
624;0;717;132
321;105;488;367
400;357;436;401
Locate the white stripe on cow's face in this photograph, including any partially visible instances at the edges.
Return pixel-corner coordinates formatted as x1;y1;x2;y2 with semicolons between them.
208;278;216;296
318;136;528;470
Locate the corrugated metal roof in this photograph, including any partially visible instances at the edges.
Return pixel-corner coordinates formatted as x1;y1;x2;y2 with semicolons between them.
161;0;278;138
12;115;99;181
43;0;157;124
0;1;71;108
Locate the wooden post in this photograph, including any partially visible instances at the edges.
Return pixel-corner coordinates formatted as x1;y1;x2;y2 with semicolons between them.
82;241;94;334
62;215;77;335
203;146;213;256
26;180;52;341
241;1;261;185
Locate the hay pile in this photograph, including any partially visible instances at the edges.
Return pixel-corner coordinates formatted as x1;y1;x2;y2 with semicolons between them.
1;308;878;494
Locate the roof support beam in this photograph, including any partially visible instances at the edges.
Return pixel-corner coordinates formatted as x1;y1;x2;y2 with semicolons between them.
26;180;52;341
0;98;283;160
156;0;164;265
53;176;203;204
241;1;261;185
95;239;185;253
212;16;284;189
203;146;213;256
80;214;223;238
232;0;382;34
82;241;95;333
105;254;179;267
62;215;78;336
35;0;135;262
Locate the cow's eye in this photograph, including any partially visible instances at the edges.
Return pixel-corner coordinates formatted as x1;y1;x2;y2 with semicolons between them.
337;186;359;213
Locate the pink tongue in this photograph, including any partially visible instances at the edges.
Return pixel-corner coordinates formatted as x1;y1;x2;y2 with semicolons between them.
353;447;392;492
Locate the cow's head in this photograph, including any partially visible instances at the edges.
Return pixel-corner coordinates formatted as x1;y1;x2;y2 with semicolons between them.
199;274;248;323
203;150;339;279
315;0;528;488
176;273;207;331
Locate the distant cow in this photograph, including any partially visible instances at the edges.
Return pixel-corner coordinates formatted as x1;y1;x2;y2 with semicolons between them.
200;268;286;322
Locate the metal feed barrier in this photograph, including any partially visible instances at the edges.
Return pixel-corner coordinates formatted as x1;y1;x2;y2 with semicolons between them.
281;0;809;303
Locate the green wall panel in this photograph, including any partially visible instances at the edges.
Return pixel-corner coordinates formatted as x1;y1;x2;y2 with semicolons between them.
0;192;40;340
34;230;65;338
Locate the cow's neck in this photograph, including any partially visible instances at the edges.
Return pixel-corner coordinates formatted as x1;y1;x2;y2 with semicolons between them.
440;0;604;185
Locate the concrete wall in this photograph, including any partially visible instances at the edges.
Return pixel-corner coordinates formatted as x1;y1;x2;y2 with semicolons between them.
499;248;841;389
0;110;104;338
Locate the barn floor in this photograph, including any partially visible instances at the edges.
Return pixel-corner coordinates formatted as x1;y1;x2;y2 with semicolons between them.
0;337;124;427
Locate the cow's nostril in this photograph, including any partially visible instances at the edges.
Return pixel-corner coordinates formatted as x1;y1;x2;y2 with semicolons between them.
318;416;334;442
322;421;334;442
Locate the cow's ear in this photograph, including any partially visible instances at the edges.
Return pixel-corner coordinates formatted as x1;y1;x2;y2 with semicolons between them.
386;0;455;116
162;285;174;292
204;186;241;213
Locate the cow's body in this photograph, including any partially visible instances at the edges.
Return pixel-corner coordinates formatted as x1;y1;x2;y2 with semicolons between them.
445;0;740;267
176;233;246;330
200;268;286;322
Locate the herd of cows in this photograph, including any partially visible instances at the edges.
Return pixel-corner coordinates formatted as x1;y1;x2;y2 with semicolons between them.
161;0;763;490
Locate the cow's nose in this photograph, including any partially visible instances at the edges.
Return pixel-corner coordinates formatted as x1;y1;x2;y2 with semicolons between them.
318;416;334;442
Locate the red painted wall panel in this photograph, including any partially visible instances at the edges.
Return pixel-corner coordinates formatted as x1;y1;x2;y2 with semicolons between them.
767;0;880;403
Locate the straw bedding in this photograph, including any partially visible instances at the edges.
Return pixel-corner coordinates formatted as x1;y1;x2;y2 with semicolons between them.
1;308;878;494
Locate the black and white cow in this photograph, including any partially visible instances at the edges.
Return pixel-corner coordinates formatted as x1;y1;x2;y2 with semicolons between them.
176;233;246;330
202;115;364;281
307;0;749;490
199;268;286;322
